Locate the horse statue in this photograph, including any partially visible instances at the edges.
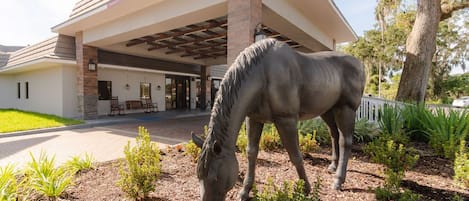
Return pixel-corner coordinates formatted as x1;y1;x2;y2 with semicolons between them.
191;38;365;201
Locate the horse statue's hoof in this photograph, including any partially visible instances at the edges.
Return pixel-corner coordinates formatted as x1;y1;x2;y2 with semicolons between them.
238;190;250;201
327;164;337;174
331;179;343;191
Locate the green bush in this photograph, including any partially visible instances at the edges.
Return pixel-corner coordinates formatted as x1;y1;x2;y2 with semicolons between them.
365;136;419;174
253;178;321;201
354;118;380;143
454;140;469;188
400;104;431;142
298;119;330;145
117;126;161;200
419;109;469;159
24;152;73;200
260;125;282;151
299;131;319;154
236;123;248;155
64;153;95;174
0;164;18;201
365;136;420;200
185;140;202;162
378;104;409;145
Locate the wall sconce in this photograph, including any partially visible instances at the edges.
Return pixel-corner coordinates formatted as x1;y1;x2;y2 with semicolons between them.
88;59;97;71
207;76;212;81
157;85;161;90
125;84;130;90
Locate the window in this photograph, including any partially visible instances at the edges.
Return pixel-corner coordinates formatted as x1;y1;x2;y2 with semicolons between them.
140;82;151;99
25;82;29;99
17;82;20;99
98;81;112;100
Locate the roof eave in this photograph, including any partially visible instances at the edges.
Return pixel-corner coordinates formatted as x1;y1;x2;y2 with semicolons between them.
329;0;358;42
0;58;76;74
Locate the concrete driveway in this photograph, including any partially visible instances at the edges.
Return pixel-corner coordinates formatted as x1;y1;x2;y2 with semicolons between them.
0;115;209;168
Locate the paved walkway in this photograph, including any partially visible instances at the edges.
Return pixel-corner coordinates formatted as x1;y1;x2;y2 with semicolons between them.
0;111;210;168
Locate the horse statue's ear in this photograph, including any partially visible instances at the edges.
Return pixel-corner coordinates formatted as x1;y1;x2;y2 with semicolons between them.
212;140;222;155
191;131;204;148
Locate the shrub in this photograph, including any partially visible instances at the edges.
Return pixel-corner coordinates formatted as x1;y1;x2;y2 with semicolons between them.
298;119;330;145
378;104;409;145
420;109;469;159
400;104;431;142
236;123;248;155
365;136;419;174
454;140;469;188
299;131;319;154
354;118;380;143
364;135;420;201
185;140;202;162
253;178;321;201
117;126;161;200
64;153;95;174
260;125;282;151
24;152;73;200
0;164;18;201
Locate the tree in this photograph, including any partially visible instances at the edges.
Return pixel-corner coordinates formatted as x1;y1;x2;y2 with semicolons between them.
396;0;469;103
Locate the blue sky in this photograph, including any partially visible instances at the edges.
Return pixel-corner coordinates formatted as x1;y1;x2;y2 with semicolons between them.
0;0;376;46
0;0;463;74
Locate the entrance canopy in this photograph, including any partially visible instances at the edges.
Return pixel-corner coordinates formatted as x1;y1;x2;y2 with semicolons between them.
52;0;356;66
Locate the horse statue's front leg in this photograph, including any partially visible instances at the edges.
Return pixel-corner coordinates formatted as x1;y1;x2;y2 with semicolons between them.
239;118;263;201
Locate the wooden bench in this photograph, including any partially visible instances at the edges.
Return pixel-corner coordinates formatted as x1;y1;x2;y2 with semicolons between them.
125;100;143;110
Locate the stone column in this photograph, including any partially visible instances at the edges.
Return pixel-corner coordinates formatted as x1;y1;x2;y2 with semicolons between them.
76;32;98;119
227;0;262;66
200;65;211;110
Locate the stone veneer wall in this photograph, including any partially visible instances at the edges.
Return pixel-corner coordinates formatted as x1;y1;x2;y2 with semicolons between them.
75;32;98;119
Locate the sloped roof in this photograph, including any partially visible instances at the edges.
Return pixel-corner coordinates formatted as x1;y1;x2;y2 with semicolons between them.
69;0;107;19
0;45;24;53
0;35;76;69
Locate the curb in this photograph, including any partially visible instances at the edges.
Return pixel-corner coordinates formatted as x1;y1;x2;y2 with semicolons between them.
0;112;210;139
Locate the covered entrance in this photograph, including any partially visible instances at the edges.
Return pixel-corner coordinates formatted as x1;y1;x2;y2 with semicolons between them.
52;0;356;119
165;76;191;110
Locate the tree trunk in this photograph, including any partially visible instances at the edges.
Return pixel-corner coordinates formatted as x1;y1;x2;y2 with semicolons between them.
395;0;441;103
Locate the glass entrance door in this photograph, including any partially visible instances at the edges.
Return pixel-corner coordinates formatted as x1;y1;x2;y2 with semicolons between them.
165;76;190;110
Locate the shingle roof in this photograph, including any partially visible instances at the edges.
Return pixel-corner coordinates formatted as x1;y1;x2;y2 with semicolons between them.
0;45;24;53
0;35;76;69
69;0;108;19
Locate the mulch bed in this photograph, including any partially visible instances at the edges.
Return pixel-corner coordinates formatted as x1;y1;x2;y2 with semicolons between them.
64;145;468;201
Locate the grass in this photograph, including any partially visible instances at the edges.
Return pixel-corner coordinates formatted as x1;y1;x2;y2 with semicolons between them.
0;109;82;133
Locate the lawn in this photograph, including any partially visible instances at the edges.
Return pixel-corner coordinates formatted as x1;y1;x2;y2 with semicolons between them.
0;109;83;133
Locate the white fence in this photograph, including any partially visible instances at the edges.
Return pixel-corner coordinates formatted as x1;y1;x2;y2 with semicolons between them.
356;96;402;123
356;96;466;123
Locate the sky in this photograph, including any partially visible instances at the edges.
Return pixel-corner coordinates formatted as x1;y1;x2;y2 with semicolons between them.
0;0;377;46
0;0;464;74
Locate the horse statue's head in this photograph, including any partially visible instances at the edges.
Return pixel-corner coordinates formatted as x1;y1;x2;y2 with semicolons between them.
192;132;239;201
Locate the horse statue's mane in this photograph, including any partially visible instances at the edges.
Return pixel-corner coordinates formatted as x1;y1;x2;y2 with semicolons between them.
206;38;277;145
198;38;278;177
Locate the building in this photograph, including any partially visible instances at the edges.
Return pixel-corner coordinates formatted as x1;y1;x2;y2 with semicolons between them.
0;0;356;119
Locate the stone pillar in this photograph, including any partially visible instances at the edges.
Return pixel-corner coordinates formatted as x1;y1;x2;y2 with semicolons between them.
76;32;98;119
200;65;211;110
227;0;262;66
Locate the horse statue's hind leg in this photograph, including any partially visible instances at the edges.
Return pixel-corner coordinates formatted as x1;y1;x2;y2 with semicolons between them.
273;117;312;194
320;111;340;174
239;117;264;201
330;106;356;190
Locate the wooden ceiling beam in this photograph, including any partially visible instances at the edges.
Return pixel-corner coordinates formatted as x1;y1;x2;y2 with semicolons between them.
127;19;227;47
165;42;226;54
148;33;226;51
180;47;226;57
194;52;226;60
